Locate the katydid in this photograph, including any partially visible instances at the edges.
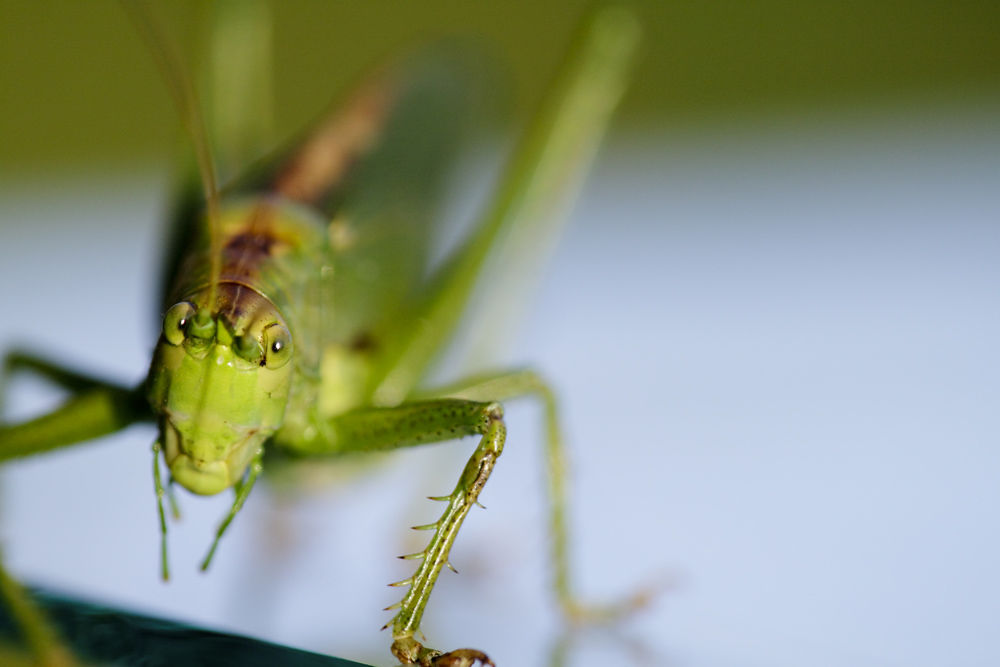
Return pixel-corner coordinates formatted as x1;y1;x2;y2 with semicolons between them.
0;3;642;665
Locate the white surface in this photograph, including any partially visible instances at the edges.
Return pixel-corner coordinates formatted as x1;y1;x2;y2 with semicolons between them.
1;105;999;667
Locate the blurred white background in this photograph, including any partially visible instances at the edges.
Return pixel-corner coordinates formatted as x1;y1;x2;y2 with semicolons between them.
2;103;999;667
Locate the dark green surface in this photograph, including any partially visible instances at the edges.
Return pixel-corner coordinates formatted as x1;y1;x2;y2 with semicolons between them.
1;0;998;171
0;588;375;667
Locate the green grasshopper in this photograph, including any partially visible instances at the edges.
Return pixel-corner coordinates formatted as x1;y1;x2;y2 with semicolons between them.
0;2;641;665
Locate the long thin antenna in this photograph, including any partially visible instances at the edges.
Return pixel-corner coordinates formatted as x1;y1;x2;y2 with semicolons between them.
123;0;223;310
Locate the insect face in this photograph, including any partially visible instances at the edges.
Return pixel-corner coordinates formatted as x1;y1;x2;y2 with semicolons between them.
146;284;293;495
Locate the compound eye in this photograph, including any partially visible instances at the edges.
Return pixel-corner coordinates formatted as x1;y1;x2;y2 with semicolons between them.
163;302;196;346
262;324;293;369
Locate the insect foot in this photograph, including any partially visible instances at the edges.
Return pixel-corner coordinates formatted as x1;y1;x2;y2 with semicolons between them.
429;648;495;667
391;636;494;667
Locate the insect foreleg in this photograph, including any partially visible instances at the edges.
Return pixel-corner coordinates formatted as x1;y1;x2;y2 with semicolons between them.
285;400;504;666
4;349;122;395
0;349;151;463
388;408;502;667
423;369;656;623
0;353;147;665
0;385;150;464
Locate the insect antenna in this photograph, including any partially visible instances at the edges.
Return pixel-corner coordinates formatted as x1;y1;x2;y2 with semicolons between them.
122;0;224;316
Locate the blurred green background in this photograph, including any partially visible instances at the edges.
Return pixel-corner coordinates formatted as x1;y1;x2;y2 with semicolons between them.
1;0;998;173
